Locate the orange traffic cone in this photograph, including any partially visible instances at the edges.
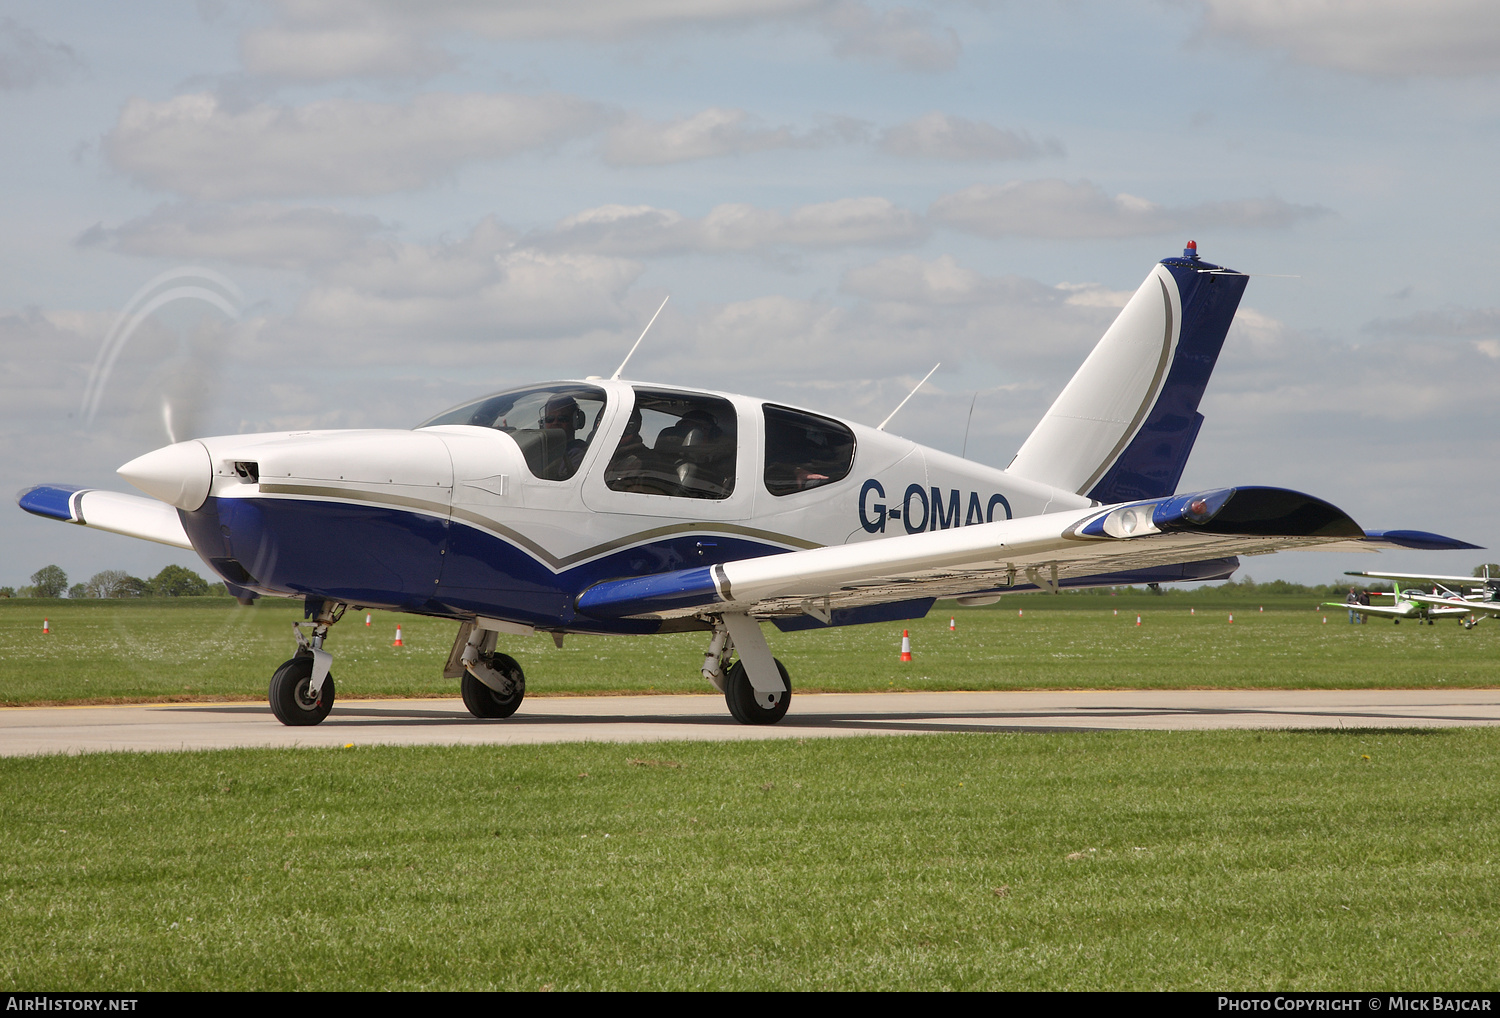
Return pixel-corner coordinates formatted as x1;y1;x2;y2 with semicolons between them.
1017;609;1023;617
1228;614;1234;624
1135;615;1142;626
899;630;912;662
1259;606;1263;613
1322;616;1327;624
1113;609;1117;616
42;618;50;635
392;625;404;647
1190;607;1195;615
365;613;372;627
949;616;955;632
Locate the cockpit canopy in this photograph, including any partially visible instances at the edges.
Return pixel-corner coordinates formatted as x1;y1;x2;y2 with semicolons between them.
420;382;856;499
419;384;607;481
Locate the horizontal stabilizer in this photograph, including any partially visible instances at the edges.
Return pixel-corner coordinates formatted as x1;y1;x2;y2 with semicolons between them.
18;485;193;550
575;486;1422;622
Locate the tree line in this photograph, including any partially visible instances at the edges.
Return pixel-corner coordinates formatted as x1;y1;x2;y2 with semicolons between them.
1059;565;1500;599
2;564;227;599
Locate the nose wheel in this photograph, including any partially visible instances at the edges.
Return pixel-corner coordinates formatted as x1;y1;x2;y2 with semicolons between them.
269;655;336;726
268;598;344;727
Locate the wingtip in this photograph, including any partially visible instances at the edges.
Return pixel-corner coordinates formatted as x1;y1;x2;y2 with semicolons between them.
17;484;89;523
1362;529;1484;552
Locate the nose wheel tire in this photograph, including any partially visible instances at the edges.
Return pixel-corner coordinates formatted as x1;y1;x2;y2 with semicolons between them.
461;653;526;719
269;655;335;726
724;658;791;725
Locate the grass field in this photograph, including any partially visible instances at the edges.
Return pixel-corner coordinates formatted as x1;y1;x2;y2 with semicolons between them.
0;592;1495;706
2;729;1497;990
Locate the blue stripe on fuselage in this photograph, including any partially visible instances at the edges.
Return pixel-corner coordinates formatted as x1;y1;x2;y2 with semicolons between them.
179;495;795;634
178;495;1242;633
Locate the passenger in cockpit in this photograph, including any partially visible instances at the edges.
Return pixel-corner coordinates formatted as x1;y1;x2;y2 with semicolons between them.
605;408;647;483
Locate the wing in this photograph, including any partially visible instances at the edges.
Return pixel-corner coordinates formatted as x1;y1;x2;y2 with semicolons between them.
1345;570;1496;587
576;485;1475;623
1402;592;1500;618
1320;601;1419;619
18;484;193;550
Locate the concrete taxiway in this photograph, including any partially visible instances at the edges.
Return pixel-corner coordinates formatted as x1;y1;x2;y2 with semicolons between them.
3;689;1500;756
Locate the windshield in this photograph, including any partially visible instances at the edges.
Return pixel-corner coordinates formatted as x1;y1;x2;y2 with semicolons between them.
418;383;608;481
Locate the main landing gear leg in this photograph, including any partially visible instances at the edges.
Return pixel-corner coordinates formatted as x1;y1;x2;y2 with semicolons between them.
715;612;791;725
269;598;345;726
448;621;526;719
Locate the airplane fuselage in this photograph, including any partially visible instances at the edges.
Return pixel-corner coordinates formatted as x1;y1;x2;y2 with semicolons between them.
135;378;1225;634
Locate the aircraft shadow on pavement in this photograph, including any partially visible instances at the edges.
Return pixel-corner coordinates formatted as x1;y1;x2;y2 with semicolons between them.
160;701;1500;732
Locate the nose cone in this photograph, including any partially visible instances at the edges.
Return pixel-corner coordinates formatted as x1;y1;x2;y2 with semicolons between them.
118;440;212;511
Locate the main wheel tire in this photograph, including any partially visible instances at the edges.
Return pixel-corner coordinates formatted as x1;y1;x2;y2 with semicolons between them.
269;655;335;727
461;653;525;719
724;657;791;725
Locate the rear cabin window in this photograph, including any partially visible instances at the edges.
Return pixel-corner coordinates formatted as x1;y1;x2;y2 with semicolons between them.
604;389;737;500
762;404;855;496
417;384;607;482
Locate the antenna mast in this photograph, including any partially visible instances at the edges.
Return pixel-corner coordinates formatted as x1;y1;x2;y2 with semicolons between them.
876;362;940;432
611;296;669;381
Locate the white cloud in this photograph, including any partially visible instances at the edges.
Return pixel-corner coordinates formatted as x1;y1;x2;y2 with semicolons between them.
237;1;829;82
104;91;609;199
1365;306;1500;338
276;215;644;354
76;202;390;270
841;254;1058;305
601;107;861;166
819;2;961;71
244;1;956;78
1195;0;1500;76
929;179;1329;239
0;18;81;90
534;197;926;254
240;22;451;80
878;112;1063;161
262;0;829;41
295;250;641;344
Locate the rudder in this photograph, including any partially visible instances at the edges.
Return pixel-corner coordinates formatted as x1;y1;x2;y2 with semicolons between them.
1006;242;1247;503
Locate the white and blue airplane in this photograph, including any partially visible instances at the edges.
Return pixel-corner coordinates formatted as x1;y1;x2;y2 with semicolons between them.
19;243;1476;726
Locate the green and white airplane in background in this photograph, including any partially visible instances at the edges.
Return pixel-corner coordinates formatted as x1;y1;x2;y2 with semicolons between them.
1330;570;1500;628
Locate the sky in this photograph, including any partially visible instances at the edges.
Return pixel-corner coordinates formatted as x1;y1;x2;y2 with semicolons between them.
3;0;1500;591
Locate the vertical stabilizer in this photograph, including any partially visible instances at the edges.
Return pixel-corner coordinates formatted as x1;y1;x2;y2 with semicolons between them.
1006;243;1247;503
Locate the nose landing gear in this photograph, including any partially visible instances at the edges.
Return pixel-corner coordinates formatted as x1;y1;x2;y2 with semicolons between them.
269;599;344;727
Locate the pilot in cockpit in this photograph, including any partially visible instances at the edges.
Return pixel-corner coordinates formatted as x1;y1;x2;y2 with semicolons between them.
540;393;589;477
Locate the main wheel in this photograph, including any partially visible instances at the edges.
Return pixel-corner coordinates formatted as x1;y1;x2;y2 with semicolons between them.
724;658;791;725
461;652;525;719
269;655;335;727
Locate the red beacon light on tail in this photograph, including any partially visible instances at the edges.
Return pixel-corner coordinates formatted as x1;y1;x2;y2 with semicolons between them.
1184;240;1199;261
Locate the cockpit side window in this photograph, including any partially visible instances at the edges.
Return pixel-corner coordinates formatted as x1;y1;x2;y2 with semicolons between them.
763;404;855;496
604;389;737;500
417;384;607;481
